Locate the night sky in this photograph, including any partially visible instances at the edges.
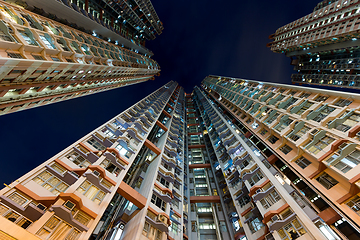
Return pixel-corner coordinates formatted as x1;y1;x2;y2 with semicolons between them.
0;0;318;185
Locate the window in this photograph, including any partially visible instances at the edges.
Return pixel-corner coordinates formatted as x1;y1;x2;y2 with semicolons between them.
329;149;360;173
66;152;90;168
316;172;339;189
296;101;313;115
51;163;67;175
31;54;44;60
8;192;29;206
157;175;170;188
259;128;268;136
248;171;263;186
76;181;106;204
288;126;310;142
335;112;360;132
33;171;69;195
37;216;80;239
277;218;306;240
248;217;264;233
7;52;23;58
18;30;38;46
0;203;32;229
260;190;281;209
264;111;279;125
307;135;335;155
87;138;105;151
151;194;166;211
281;98;298;110
238;195;251;208
39;34;55;49
312;106;335;122
334;98;352;107
295;156;311;169
69;208;91;226
115;144;131;158
280;145;293;155
171;198;179;208
346;195;360;216
199;223;216;229
191;221;197;232
300;93;311;98
169;222;179;234
268;135;279;144
275;118;293;132
100;159;121;176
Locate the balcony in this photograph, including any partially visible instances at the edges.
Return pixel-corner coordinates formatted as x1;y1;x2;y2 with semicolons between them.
233;153;249;166
139;115;152;128
242;167;260;182
165;146;177;157
269;212;297;232
144;111;155;123
83;171;112;194
158;167;175;183
166;138;178;149
123;112;135;122
239;160;255;176
127;127;144;142
0;195;45;222
228;170;240;183
50;205;89;231
103;150;128;171
154;185;172;203
223;134;236;146
145;212;169;232
252;185;275;202
227;142;242;155
73;144;99;164
133;121;148;134
219;130;232;141
92;133;114;148
45;164;79;185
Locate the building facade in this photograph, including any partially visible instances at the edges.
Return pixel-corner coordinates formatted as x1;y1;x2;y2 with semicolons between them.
0;0;160;116
0;81;183;240
202;75;360;240
4;76;360;240
267;0;360;89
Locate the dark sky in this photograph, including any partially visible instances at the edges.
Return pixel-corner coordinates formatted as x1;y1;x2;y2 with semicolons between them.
0;0;317;185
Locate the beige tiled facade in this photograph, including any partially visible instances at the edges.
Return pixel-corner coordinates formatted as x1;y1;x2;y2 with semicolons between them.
0;81;186;240
0;0;160;116
201;75;360;239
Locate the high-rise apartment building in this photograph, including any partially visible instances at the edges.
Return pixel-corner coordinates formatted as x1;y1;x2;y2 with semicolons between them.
3;76;360;240
202;75;360;240
0;81;183;240
0;0;161;116
268;0;360;89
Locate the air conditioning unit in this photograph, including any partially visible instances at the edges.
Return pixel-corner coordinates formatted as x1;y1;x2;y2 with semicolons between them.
157;214;167;224
64;200;76;211
93;170;100;177
70;171;79;178
250;202;255;208
255;189;262;194
36;203;46;211
271;215;280;222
